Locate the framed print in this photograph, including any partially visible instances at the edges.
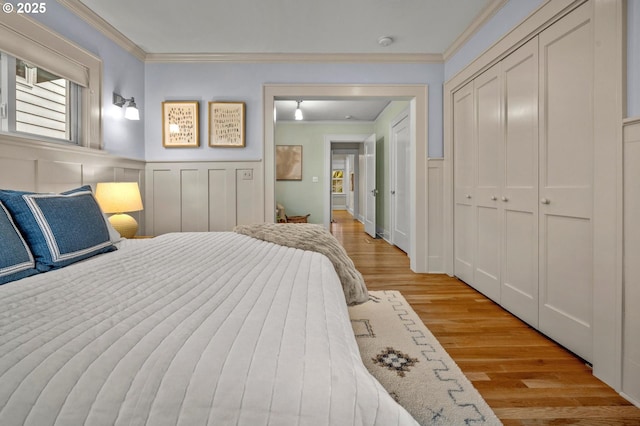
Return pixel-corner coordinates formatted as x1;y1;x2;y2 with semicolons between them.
276;145;303;180
162;101;199;148
209;101;245;147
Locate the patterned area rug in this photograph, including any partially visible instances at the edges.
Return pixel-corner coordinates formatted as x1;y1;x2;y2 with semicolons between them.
349;290;502;425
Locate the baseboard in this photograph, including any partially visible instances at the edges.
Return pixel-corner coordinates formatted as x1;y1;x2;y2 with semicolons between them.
620;392;640;409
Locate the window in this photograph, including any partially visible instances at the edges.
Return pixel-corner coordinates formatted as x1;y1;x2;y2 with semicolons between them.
1;53;81;144
332;169;344;193
0;12;102;149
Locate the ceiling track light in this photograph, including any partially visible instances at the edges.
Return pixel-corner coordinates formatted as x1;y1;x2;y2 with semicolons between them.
294;100;303;121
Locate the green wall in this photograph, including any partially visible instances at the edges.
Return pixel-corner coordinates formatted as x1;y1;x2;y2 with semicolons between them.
275;122;373;225
275;101;408;233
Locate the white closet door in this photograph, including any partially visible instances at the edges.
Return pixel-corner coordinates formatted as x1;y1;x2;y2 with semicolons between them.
473;64;502;302
538;3;593;362
500;38;539;327
391;113;411;253
453;82;475;284
364;133;377;238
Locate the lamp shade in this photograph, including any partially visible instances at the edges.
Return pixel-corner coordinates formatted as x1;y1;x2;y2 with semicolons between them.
124;105;140;121
95;182;143;214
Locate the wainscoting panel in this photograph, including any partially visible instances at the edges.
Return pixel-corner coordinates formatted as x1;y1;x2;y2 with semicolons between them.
145;161;264;236
427;159;444;273
623;117;640;406
180;169;201;232
208;168;230;231
36;160;84;193
0;157;36;190
0;136;146;233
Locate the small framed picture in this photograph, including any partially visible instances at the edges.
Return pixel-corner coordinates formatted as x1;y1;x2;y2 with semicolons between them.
162;101;199;148
209;101;245;147
276;145;303;180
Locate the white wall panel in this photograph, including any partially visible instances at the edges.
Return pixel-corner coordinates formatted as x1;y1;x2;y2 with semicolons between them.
0;158;36;190
150;169;181;235
0;136;144;207
145;161;264;236
427;159;444;272
36;160;84;193
236;169;262;226
180;169;201;232
208;168;229;231
623;118;640;406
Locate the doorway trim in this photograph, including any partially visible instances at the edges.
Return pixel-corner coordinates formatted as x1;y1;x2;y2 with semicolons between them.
263;84;428;272
324;134;370;229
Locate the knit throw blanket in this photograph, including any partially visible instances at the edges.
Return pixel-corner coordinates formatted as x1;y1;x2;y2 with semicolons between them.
234;223;369;305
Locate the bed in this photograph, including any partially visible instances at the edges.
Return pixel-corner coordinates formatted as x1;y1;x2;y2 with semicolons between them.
0;186;418;425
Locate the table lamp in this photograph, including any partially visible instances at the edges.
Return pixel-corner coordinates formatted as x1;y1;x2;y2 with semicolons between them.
95;182;143;238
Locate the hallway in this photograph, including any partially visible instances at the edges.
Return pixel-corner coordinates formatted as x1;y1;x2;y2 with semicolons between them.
329;210;640;425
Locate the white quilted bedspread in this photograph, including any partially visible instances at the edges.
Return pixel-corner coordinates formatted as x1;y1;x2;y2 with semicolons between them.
0;232;417;426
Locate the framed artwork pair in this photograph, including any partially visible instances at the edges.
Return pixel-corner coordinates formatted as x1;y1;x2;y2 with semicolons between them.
161;101;245;148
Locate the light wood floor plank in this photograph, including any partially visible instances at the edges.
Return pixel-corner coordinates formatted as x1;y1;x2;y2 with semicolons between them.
330;210;640;425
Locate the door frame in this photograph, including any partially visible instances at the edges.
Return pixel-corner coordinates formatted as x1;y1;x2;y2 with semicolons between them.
263;84;428;272
389;107;410;251
324;135;369;229
330;147;362;223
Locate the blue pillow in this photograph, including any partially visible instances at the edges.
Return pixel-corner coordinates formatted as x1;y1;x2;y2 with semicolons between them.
0;186;116;271
0;201;39;284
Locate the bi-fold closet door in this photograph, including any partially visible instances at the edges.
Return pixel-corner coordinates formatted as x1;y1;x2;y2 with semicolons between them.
454;38;539;324
453;2;594;362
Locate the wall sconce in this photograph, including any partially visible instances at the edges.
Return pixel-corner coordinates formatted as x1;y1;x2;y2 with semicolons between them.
113;92;140;121
294;100;303;121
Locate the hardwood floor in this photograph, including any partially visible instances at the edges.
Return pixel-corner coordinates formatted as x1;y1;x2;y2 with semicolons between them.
330;210;640;425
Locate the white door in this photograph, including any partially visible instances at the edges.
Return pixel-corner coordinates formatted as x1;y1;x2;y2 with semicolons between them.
453;82;475;284
538;3;593;362
364;133;377;238
500;38;539;327
473;63;502;303
391;112;410;253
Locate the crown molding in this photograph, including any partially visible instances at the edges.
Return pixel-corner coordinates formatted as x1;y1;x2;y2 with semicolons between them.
57;0;146;61
57;0;443;65
443;0;509;61
144;52;443;64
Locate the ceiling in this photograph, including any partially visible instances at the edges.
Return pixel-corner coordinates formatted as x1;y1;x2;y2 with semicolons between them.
76;0;495;121
78;0;494;55
274;99;391;122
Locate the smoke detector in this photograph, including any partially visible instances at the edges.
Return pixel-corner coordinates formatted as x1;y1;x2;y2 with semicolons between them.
378;36;394;47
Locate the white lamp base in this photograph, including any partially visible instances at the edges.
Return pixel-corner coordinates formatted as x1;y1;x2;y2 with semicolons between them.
108;213;138;239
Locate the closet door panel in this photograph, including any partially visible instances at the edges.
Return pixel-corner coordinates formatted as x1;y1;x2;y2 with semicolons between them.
453;82;475;283
473;66;502;301
500;38;539;326
538;3;593;361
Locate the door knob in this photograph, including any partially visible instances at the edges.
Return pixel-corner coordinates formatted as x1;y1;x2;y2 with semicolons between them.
501;196;509;202
465;194;472;199
490;195;497;201
541;198;551;205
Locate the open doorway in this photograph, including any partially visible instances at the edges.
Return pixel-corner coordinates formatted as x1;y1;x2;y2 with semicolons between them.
330;149;360;222
264;84;429;273
323;134;374;237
